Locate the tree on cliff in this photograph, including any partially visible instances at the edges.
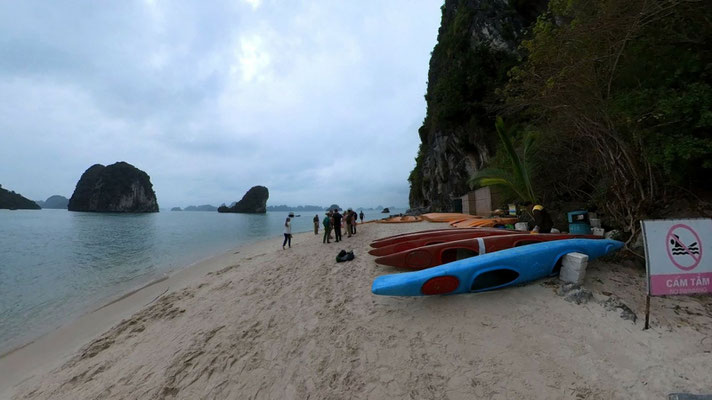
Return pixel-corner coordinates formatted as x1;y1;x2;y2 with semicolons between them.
0;185;40;210
469;117;537;204
505;0;712;239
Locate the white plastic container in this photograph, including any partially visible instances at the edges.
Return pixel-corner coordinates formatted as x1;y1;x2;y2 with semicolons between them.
560;252;589;284
592;227;605;236
515;222;529;231
590;218;602;228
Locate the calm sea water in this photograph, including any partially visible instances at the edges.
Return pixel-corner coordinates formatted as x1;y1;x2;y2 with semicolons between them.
0;208;402;354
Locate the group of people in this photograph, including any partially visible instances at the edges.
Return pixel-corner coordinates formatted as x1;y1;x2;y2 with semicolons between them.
316;209;364;244
283;209;365;249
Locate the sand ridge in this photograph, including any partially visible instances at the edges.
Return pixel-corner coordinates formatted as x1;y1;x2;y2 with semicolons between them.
7;222;712;399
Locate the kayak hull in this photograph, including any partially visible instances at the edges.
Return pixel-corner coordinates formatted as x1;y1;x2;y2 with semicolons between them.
371;239;623;296
374;233;600;269
368;230;522;257
370;227;519;248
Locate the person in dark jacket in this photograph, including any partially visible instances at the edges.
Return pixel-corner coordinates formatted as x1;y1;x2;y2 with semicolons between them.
359;211;364;223
332;209;343;242
346;209;354;237
531;205;553;233
313;214;319;235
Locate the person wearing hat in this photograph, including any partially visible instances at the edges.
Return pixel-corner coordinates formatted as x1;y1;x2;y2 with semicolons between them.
531;204;553;233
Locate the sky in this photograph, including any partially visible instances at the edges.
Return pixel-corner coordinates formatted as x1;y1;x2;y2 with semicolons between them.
0;0;442;209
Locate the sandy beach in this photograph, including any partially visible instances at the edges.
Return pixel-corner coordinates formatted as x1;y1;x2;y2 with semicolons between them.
2;221;711;399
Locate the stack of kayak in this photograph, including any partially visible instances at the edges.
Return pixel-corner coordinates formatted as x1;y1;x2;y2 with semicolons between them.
419;212;517;228
378;215;423;223
369;227;622;296
420;213;481;222
449;217;518;228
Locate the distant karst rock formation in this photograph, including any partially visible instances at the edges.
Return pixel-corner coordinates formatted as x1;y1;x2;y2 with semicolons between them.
0;184;40;210
42;195;69;209
218;186;268;213
68;162;159;213
184;205;217;212
171;207;182;211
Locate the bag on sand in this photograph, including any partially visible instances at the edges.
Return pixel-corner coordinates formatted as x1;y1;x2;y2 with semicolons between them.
336;250;355;263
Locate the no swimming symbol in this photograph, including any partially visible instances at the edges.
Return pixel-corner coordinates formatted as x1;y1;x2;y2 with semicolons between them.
665;224;702;271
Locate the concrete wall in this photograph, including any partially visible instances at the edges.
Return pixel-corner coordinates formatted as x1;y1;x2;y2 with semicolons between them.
458;187;507;216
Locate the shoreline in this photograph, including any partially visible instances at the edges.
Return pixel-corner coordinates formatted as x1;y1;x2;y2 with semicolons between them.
3;222;711;399
0;222;322;359
0;233;281;398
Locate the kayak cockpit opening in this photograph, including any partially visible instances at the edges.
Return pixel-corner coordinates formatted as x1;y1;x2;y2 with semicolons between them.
470;269;520;292
441;248;478;264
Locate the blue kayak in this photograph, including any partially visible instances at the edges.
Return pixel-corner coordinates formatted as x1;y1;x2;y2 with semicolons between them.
371;239;623;296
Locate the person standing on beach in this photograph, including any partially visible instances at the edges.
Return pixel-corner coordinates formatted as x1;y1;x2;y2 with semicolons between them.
346;209;353;238
332;209;343;242
329;211;335;241
322;212;332;243
283;217;292;249
359;210;364;223
352;210;357;235
313;214;319;235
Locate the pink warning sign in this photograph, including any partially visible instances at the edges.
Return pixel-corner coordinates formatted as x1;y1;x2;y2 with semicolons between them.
665;224;702;271
642;219;711;296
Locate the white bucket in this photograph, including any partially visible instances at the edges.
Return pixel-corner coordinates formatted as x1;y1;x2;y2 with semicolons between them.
515;222;529;231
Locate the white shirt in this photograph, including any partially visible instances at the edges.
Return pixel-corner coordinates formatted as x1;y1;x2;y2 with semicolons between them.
284;221;291;234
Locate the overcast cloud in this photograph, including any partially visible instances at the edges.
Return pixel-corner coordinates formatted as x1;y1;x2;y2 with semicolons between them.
0;0;441;209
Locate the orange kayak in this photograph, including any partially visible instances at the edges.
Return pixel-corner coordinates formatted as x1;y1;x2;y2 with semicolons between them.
374;233;601;269
378;215;423;223
370;227;517;248
450;217;519;228
421;213;482;222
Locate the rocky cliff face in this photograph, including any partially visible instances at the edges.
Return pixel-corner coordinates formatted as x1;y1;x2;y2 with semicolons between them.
408;0;546;211
0;184;40;210
68;162;159;213
218;186;269;213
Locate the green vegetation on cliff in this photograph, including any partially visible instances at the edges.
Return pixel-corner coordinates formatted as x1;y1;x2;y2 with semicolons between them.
410;0;711;236
0;184;40;210
506;0;712;234
409;0;546;210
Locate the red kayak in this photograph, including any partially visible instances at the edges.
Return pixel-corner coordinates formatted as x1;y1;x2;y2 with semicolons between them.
368;230;522;257
374;233;601;269
372;228;461;242
370;227;519;248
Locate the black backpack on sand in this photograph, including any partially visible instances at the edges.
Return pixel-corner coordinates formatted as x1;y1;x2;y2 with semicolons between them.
336;250;355;263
